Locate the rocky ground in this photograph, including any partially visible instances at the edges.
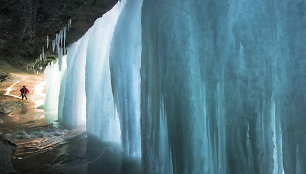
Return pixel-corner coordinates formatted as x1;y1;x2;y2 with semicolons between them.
0;60;44;118
0;60;25;116
0;95;24;115
0;60;47;173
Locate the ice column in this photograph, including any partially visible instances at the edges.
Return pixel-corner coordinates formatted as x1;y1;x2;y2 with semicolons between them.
109;0;142;157
141;1;218;173
85;1;124;143
57;1;129;140
60;34;89;128
44;56;67;123
271;99;284;174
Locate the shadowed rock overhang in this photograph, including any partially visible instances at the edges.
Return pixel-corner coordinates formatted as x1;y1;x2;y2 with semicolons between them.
0;0;118;70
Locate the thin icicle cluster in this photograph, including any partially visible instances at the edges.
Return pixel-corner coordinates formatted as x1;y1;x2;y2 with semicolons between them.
38;19;72;71
51;19;72;70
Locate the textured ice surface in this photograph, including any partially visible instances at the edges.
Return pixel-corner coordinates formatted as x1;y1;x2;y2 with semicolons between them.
45;0;305;173
109;0;142;157
57;0;142;151
141;0;306;173
44;56;67;122
60;37;88;128
85;1;124;143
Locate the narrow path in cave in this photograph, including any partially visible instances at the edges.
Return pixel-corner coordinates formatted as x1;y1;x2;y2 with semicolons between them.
0;72;82;173
0;73;48;134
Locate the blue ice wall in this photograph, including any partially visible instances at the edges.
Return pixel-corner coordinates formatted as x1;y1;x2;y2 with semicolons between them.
85;1;124;142
61;35;88;128
47;0;306;173
57;0;142;148
44;56;67;123
109;0;142;157
140;0;306;173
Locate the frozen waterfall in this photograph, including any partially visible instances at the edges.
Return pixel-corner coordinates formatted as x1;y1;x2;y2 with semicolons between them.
60;34;89;128
141;0;306;173
44;0;305;173
109;0;142;157
85;1;124;143
53;0;142;148
44;56;67;123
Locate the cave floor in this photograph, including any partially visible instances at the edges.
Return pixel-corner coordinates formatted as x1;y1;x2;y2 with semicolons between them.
0;66;141;174
0;67;48;135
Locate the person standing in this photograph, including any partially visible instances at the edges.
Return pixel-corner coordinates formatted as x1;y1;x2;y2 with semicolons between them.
20;85;29;100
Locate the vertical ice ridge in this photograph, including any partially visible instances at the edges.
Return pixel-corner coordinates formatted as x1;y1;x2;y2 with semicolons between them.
44;56;67;123
109;0;142;157
272;99;284;174
85;0;125;142
141;0;305;173
41;0;306;173
61;35;88;128
296;145;303;174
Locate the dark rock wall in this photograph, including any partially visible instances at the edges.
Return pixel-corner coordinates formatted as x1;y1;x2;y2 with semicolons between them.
0;135;17;174
0;0;117;71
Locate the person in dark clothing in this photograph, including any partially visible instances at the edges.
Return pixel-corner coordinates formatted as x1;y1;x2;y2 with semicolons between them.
20;86;29;100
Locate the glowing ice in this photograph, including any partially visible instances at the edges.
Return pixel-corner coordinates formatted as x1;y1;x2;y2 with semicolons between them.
109;0;142;157
44;56;67;123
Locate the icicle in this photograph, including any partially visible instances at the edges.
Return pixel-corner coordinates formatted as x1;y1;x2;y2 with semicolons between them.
60;30;63;48
57;34;60;54
42;47;45;60
46;35;49;49
63;26;66;52
41;18;72;68
56;34;59;52
68;19;72;31
52;39;55;52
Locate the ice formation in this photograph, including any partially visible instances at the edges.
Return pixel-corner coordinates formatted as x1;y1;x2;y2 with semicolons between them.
85;1;124;143
52;0;142;151
44;0;305;173
140;0;306;173
60;38;87;128
43;19;72;71
109;0;142;157
44;56;67;123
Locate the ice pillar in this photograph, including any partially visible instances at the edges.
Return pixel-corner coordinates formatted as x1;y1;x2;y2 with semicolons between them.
60;34;88;128
44;56;67;123
85;1;124;143
109;0;142;157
